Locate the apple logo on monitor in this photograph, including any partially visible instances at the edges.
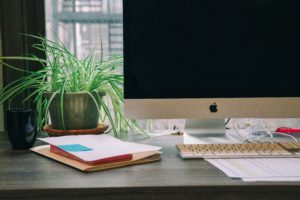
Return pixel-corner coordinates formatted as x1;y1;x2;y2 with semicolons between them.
209;103;218;113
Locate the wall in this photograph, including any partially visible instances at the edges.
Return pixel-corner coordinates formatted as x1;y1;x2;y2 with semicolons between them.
0;0;45;133
0;68;2;132
0;27;3;132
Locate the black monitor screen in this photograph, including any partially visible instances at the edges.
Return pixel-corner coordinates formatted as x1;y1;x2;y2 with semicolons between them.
124;0;300;99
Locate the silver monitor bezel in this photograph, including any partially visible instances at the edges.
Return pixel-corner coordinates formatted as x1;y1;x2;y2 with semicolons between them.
124;98;300;119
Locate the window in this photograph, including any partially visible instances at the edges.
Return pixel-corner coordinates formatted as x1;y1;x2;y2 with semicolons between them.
45;0;123;58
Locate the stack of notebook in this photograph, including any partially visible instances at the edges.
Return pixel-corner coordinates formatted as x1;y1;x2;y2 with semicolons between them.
31;134;161;172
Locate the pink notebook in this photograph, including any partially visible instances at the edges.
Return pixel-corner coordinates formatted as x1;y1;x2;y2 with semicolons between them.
50;145;132;165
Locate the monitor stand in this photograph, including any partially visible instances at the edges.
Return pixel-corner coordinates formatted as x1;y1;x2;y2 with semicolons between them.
184;119;227;144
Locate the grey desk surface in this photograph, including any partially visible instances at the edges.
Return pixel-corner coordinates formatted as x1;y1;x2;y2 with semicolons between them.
0;132;300;200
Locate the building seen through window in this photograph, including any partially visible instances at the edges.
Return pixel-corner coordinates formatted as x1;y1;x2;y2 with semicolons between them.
45;0;123;58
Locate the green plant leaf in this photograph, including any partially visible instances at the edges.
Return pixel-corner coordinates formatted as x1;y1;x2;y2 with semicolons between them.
0;34;145;137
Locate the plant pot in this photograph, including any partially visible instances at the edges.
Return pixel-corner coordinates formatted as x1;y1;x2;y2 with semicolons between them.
45;92;104;130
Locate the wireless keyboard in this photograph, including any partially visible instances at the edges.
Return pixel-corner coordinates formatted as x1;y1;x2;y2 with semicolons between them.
176;142;300;159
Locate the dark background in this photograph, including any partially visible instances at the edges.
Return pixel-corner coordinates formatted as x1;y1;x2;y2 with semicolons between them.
124;0;299;98
0;0;45;130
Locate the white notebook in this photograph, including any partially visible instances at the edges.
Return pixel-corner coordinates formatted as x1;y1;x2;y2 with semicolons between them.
38;134;161;162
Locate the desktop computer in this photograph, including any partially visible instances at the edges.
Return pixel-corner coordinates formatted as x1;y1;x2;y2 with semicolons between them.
123;0;300;139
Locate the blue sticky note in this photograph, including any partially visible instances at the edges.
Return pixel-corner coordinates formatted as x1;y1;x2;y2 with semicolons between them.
57;144;92;152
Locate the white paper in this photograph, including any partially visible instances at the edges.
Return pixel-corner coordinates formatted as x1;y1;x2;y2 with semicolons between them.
207;158;300;182
242;177;300;182
39;135;161;162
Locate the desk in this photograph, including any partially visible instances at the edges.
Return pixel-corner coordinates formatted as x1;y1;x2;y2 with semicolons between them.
0;133;300;200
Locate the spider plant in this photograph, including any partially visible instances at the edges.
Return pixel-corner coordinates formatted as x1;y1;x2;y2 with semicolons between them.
0;34;144;138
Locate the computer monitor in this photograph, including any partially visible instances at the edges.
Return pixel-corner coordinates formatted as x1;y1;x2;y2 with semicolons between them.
123;0;300;122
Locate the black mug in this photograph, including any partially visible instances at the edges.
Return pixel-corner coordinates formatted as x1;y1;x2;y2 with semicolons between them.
7;109;37;150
